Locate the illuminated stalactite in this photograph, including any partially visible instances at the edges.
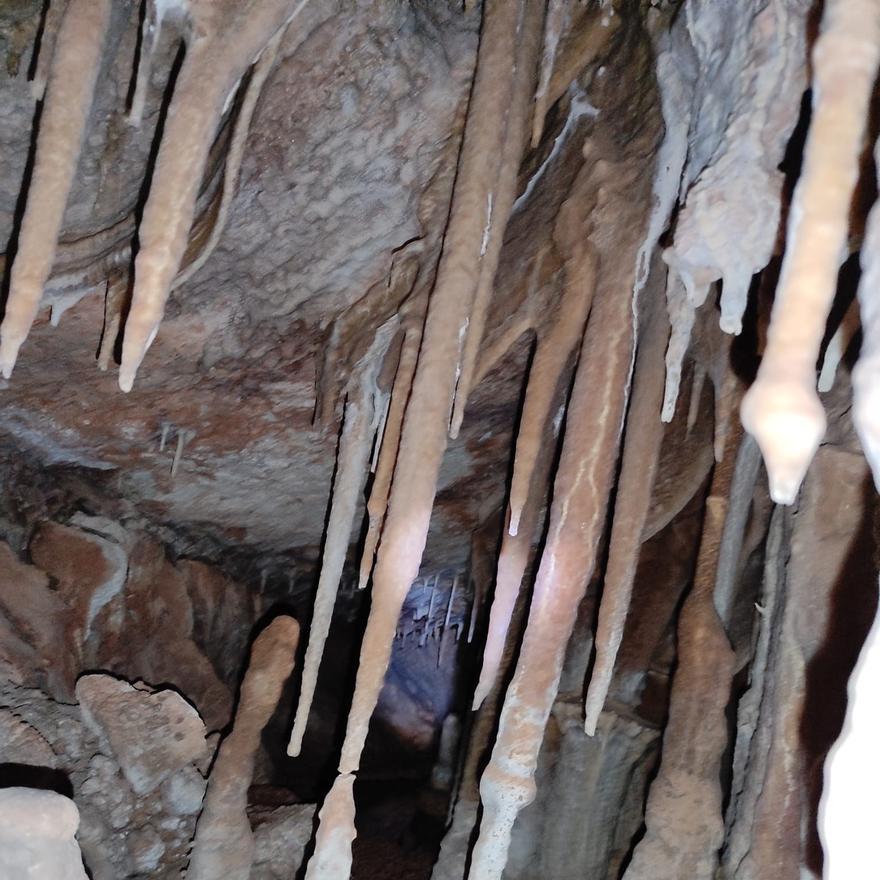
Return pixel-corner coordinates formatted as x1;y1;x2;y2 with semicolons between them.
357;319;421;591
853;139;880;489
506;168;599;538
583;285;668;735
303;3;527;875
118;0;310;392
466;152;653;879
288;328;391;757
0;0;112;380
188;616;300;880
449;0;543;439
530;0;567;149
741;0;880;504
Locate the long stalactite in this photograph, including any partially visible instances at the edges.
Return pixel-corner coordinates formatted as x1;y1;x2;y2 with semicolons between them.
582;275;668;735
466;138;657;877
0;0;112;380
741;0;880;504
302;3;528;874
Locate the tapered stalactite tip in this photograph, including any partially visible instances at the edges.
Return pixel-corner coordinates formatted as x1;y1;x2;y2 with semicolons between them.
740;378;826;505
0;334;23;380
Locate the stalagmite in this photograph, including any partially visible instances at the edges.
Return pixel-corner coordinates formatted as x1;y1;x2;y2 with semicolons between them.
819;574;880;880
118;0;309;392
188;616;300;880
357;321;420;591
304;3;528;875
622;421;741;880
290;325;392;755
530;0;567;148
583;283;668;735
449;0;543;438
467;164;646;878
0;0;112;380
741;0;880;504
506;175;599;537
853;140;880;489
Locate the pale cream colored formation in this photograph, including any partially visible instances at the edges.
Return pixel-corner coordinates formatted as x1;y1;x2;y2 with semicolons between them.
0;0;112;380
852;140;880;490
0;788;89;879
506;173;598;538
357;320;421;591
188;616;300;880
118;0;308;392
449;0;543;438
467;160;645;879
289;351;386;757
741;0;880;504
531;0;567;148
819;575;880;880
583;290;668;735
303;3;529;873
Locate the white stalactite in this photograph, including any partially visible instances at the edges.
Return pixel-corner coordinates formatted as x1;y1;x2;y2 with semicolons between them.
302;3;525;873
819;575;880;880
0;0;112;379
118;0;310;392
852;140;880;489
741;0;880;504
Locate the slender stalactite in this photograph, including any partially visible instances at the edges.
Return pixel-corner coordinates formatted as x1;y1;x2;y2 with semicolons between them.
357;320;421;591
288;371;381;757
303;3;526;875
0;0;112;379
118;0;309;392
582;278;668;735
530;0;567;149
853;139;880;489
506;169;598;537
449;0;542;438
741;0;880;504
471;403;559;710
467;158;649;879
188;616;300;880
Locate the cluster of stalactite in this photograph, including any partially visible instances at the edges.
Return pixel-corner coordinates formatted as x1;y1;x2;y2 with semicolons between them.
7;1;880;878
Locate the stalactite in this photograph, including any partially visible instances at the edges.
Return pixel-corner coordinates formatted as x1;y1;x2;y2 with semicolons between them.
818;298;859;393
97;275;127;372
472;403;559;710
289;326;391;756
188;616;300;880
530;0;567;149
118;0;309;392
819;573;880;880
0;0;112;380
171;26;284;290
129;0;171;126
582;280;668;735
467;160;648;879
449;0;540;439
622;421;741;880
661;274;697;423
506;170;599;538
853;139;880;490
432;583;531;880
357;320;420;591
741;0;880;504
29;0;66;101
303;3;526;874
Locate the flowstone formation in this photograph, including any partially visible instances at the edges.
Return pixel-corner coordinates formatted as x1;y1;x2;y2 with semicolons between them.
0;1;879;878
